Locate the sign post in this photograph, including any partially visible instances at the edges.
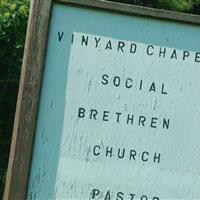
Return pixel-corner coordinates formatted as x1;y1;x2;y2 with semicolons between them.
4;0;200;199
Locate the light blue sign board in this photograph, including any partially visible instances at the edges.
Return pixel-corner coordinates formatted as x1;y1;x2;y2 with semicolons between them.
27;3;200;200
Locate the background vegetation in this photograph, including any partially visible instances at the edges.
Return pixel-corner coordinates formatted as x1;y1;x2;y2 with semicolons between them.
109;0;200;13
0;0;29;197
0;0;199;197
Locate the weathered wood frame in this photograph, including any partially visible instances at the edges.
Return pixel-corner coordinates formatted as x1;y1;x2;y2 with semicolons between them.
3;0;200;199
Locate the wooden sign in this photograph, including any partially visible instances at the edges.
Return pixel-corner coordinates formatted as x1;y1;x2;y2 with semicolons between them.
4;0;200;199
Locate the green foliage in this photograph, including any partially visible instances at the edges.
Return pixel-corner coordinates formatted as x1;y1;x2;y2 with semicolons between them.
0;0;29;197
109;0;200;13
0;0;29;72
155;0;200;12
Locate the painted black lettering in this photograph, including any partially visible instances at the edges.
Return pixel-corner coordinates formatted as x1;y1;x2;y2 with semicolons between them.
141;151;149;162
103;111;110;121
139;80;143;90
102;74;109;85
183;51;189;60
117;192;124;200
118;41;125;52
71;33;74;44
129;150;137;160
81;35;88;46
127;114;134;125
141;195;148;200
106;147;113;157
93;145;100;156
159;47;166;58
58;32;64;42
138;116;146;126
118;148;125;159
116;112;122;123
154;153;161;163
151;117;158;128
163;118;170;129
91;189;100;198
104;191;111;200
125;78;133;88
195;52;200;62
161;83;167;95
130;194;136;200
90;109;98;120
105;40;112;50
149;82;156;92
147;45;154;55
113;76;121;87
130;43;137;53
94;37;101;48
171;49;177;59
78;107;85;118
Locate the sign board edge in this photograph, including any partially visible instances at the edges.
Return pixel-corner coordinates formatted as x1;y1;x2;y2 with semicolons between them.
56;0;200;25
3;0;53;199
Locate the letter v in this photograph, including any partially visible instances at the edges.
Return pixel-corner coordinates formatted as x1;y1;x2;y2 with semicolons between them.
58;32;64;42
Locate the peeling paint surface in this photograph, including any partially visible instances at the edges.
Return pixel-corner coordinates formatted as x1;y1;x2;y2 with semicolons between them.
27;3;200;200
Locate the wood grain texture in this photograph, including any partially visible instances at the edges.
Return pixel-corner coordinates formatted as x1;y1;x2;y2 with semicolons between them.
56;0;200;25
3;0;52;199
